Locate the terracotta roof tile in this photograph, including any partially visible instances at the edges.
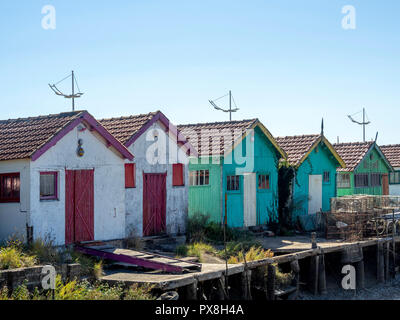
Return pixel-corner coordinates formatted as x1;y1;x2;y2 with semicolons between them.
380;144;400;168
333;141;374;172
177;119;257;156
275;134;321;166
0;111;84;161
99;112;158;144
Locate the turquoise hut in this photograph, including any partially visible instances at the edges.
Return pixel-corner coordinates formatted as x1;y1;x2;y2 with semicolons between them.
178;119;286;228
275;133;345;230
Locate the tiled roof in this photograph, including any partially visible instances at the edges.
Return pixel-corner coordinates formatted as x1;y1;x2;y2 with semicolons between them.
333;141;374;172
275;134;321;166
99;112;158;145
0;111;84;161
380;144;400;168
177;119;258;156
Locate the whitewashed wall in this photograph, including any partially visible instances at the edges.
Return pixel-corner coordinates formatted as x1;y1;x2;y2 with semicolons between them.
125;121;188;237
0;159;30;243
30;124;126;245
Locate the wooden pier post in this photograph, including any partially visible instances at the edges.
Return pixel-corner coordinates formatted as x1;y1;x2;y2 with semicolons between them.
185;280;198;300
356;260;365;290
290;259;300;299
308;255;319;295
385;241;390;282
266;264;276;300
318;254;327;295
216;276;226;300
241;269;252;300
377;242;385;283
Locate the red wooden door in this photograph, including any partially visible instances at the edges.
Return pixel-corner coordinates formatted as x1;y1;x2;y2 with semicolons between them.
65;170;95;244
143;173;167;236
382;174;389;195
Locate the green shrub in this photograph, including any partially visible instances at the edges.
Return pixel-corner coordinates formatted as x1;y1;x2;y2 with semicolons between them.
0;243;36;270
27;237;63;265
176;242;216;262
187;213;255;244
227;246;274;264
124;284;155;300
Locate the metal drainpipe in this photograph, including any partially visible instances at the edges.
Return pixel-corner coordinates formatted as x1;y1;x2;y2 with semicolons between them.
220;158;224;225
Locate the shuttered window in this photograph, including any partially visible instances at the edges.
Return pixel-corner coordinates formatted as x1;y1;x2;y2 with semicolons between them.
354;173;369;188
337;173;351;188
258;174;270;189
125;163;136;188
0;173;20;203
189;170;209;186
172;164;184;186
40;172;58;200
323;171;330;183
370;173;381;187
227;175;240;191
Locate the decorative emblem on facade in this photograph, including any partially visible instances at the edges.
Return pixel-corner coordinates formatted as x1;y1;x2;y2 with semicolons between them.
77;139;84;157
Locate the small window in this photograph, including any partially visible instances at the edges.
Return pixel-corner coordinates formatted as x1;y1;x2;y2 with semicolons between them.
172;163;184;186
0;173;20;203
258;174;270;189
323;171;330;183
389;171;400;184
227;175;240;191
125;163;136;188
337;173;351;188
354;173;369;188
189;170;209;186
370;173;381;187
40;172;58;200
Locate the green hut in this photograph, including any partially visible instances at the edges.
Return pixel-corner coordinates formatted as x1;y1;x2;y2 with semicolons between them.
276;133;345;230
177;119;286;228
333;142;393;197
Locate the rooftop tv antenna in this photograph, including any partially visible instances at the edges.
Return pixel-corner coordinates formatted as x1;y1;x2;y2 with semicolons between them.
49;71;84;111
347;107;371;142
209;90;239;121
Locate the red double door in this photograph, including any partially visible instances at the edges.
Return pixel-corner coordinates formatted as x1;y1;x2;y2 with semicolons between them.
143;173;167;236
65;170;94;244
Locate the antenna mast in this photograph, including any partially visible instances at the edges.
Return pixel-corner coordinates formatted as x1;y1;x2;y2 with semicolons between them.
49;71;84;111
209;90;239;121
347;107;371;142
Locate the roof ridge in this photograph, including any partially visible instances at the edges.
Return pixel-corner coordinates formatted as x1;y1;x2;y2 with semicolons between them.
99;111;159;122
333;141;374;146
0;110;85;123
178;118;258;128
276;133;320;139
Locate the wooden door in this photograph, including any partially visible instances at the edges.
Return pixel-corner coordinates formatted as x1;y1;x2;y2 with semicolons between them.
308;175;322;214
382;174;389;195
65;170;94;244
143;173;167;236
243;173;257;227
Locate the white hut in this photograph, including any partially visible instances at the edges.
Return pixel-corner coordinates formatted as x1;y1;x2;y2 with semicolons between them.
100;111;195;237
0;111;133;245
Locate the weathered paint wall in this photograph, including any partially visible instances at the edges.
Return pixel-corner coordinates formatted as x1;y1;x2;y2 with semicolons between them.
223;127;279;227
188;126;280;228
30;124;126;245
337;146;390;197
125;121;188;237
188;158;222;224
0;159;30;243
292;142;339;222
389;168;400;195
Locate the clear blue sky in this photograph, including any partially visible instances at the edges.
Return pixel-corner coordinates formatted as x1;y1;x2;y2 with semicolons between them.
0;1;399;144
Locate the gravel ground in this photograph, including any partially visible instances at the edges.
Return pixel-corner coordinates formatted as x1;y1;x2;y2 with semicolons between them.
299;275;400;300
